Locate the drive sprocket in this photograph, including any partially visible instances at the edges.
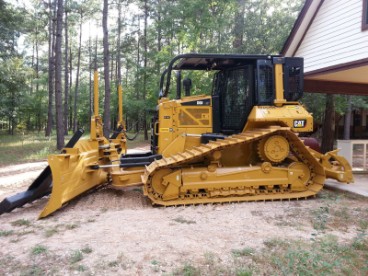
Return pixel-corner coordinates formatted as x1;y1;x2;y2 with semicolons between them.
258;135;290;163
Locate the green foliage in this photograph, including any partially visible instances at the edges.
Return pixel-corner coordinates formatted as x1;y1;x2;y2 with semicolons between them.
0;57;31;134
301;93;368;127
81;245;93;254
236;268;254;276
44;227;59;238
11;219;31;227
232;247;256;257
0;230;14;237
31;245;48;255
173;263;201;276
311;206;330;231
69;250;84;264
267;235;368;275
0;0;27;57
20;265;44;276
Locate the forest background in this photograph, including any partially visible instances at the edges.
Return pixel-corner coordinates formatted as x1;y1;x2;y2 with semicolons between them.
0;0;366;151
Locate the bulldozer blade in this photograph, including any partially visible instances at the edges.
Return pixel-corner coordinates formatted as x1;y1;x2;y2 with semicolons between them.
38;140;108;218
0;129;84;216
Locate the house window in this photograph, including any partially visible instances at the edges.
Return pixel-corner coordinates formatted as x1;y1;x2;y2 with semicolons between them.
363;0;368;31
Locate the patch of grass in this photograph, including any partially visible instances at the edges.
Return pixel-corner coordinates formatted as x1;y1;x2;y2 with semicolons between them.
108;261;119;267
11;219;31;227
81;245;93;254
0;132;63;165
151;260;159;266
311;206;329;231
232;247;255;257
20;265;44;276
173;216;196;224
263;238;289;250
0;230;14;237
317;190;342;201
44;227;58;238
235;268;254;276
309;202;368;232
333;207;350;220
352;233;368;251
69;250;83;264
261;235;368;275
329;207;351;230
31;245;48;255
75;264;87;272
173;263;200;276
65;223;79;230
358;220;368;231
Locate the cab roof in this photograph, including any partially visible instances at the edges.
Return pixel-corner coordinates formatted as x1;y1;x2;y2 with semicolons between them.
171;53;276;71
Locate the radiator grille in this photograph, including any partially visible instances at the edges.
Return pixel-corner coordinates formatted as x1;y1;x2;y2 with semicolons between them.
179;108;210;126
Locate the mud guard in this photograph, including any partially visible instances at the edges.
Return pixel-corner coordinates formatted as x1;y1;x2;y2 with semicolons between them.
0;129;84;215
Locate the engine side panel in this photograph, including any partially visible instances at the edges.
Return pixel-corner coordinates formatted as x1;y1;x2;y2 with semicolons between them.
156;95;213;155
244;104;313;132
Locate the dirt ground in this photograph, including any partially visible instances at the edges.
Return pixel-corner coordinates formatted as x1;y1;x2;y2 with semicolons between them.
0;161;367;275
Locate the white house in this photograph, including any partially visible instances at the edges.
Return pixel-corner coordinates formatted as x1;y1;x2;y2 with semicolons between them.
282;0;368;138
282;0;368;95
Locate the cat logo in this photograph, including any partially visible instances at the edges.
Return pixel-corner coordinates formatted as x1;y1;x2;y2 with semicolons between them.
293;119;306;128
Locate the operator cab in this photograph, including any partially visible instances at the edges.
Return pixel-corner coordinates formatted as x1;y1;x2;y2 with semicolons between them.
158;53;303;135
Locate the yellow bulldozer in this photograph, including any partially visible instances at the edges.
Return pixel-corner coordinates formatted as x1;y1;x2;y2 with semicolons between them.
0;53;353;218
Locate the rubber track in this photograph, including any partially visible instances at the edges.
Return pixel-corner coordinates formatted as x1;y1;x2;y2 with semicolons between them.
142;126;326;205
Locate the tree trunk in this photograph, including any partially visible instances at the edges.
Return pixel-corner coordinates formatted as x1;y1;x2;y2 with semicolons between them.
35;30;39;99
233;0;245;51
89;35;92;122
321;94;335;153
143;0;148;140
64;6;69;135
10;90;15;135
31;42;34;95
45;0;56;137
69;47;73;131
343;95;352;140
73;13;83;132
135;15;140;101
110;51;114;84
116;0;122;127
117;0;122;84
55;0;64;149
102;0;111;138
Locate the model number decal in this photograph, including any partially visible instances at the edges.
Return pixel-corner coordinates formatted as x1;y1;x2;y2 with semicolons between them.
163;116;170;119
181;99;211;106
293;119;306;128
